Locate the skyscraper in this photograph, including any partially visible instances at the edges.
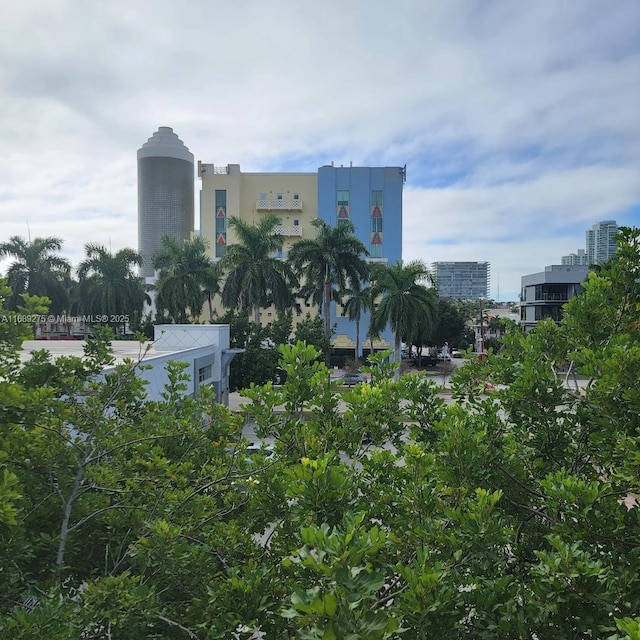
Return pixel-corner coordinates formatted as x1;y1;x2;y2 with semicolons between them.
431;262;490;300
137;127;194;277
586;220;618;265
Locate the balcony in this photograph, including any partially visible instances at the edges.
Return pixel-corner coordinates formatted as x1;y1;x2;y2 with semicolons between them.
535;293;569;302
274;224;302;237
256;199;303;211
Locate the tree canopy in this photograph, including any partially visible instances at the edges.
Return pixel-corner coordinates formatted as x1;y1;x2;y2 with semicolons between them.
0;228;638;639
77;243;149;332
289;218;369;341
221;213;298;326
152;235;212;323
370;260;439;365
0;236;71;314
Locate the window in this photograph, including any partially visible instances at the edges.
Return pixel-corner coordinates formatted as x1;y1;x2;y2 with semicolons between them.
370;242;383;258
293;193;299;200
198;364;212;382
337;190;350;220
293;219;299;226
277;193;283;200
370;191;383;256
215;190;227;258
259;192;267;200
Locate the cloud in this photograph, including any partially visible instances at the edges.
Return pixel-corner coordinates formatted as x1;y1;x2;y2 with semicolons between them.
0;0;638;301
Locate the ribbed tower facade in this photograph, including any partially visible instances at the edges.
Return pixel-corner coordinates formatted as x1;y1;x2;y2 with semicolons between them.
138;127;194;277
586;220;618;265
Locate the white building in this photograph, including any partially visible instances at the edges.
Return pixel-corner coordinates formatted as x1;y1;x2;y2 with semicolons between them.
586;220;618;265
20;325;240;406
561;249;588;266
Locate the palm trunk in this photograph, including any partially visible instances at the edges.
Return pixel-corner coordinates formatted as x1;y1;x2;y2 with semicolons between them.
323;280;331;339
394;333;401;380
254;304;261;327
355;315;360;364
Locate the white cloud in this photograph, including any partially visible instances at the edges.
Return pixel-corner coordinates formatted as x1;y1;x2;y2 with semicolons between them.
404;164;640;298
0;0;638;298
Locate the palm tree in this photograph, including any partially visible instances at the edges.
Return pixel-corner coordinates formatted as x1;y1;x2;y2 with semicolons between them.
153;236;212;323
370;260;439;367
289;219;369;340
202;262;223;323
77;244;149;333
221;213;298;326
0;236;71;313
342;283;373;364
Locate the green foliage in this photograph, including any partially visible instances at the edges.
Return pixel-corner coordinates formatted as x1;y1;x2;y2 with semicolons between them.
77;243;149;332
153;235;213;323
430;298;470;349
226;303;294;392
289;218;369;343
294;313;333;358
370;260;439;365
0;236;71;314
281;512;402;639
222;213;298;325
1;229;639;638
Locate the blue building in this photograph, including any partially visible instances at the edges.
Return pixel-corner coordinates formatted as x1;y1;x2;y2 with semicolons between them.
317;165;405;358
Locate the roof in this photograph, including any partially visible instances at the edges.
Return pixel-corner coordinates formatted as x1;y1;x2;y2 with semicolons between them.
19;340;183;367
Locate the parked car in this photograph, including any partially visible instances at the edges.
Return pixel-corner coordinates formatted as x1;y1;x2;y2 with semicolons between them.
450;350;463;358
340;373;368;386
413;355;438;367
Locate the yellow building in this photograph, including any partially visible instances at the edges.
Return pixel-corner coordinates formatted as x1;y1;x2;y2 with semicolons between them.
199;163;318;258
198;162;393;355
198;163;319;327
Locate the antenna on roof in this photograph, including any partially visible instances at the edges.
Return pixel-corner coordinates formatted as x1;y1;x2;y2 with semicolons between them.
26;220;31;242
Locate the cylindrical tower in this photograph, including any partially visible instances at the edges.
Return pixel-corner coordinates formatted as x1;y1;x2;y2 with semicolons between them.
137;126;194;277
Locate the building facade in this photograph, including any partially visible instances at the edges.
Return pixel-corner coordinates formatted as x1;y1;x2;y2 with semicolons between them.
431;261;490;300
21;325;239;406
520;265;589;331
199;163;405;357
199;163;318;262
318;165;405;355
138;127;194;278
586;220;618;265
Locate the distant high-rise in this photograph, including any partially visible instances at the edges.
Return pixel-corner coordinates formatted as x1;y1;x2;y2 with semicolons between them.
561;249;588;266
137;127;194;277
431;261;490;300
586;220;618;265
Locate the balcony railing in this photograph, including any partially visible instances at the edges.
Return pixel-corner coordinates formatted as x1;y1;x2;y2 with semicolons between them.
535;293;569;302
274;224;302;237
199;164;229;175
256;199;303;210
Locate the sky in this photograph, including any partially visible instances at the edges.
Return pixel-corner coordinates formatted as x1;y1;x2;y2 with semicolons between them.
1;0;639;301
